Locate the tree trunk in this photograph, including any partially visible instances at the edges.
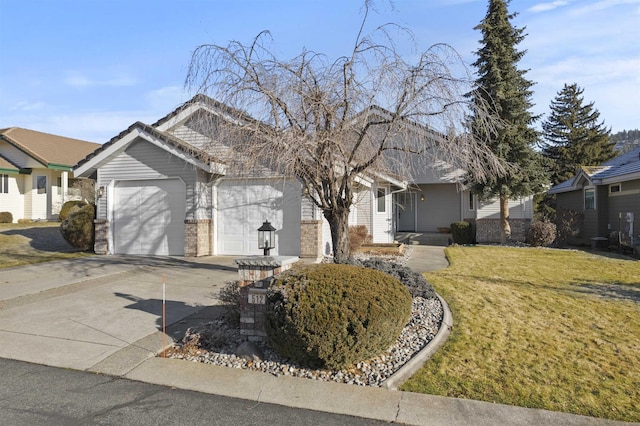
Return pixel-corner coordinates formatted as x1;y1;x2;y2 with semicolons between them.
324;207;351;263
500;194;511;244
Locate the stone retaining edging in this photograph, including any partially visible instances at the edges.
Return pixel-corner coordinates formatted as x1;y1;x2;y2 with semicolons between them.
381;292;453;390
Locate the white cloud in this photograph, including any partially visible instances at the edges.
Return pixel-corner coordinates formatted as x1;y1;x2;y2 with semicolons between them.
570;0;640;15
527;1;570;13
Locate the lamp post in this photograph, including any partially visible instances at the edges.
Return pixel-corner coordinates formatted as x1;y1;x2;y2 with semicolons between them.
258;220;276;256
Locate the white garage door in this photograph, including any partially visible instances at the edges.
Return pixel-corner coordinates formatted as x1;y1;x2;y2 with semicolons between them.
216;179;301;256
113;179;186;255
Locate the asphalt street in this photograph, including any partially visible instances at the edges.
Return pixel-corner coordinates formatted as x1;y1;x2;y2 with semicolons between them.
0;358;390;425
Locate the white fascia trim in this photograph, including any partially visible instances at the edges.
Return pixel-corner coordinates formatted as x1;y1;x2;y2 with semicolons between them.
598;171;640;185
154;104;203;132
73;130;140;177
354;173;374;188
74;126;225;178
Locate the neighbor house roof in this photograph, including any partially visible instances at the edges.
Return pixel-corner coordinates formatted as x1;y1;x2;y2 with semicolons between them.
549;147;640;194
0;127;100;171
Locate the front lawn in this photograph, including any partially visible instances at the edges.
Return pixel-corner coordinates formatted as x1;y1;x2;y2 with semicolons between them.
402;246;640;423
0;222;91;268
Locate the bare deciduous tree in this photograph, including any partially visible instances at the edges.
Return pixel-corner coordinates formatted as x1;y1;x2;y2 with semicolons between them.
186;1;503;262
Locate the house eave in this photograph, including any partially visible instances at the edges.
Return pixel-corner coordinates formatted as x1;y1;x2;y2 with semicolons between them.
74;123;226;178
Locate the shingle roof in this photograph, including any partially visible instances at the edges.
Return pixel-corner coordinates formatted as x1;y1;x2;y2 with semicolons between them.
0;127;100;168
74;121;224;172
549;147;640;193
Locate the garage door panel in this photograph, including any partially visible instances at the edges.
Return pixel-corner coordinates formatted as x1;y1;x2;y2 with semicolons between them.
113;179;185;256
216;180;300;256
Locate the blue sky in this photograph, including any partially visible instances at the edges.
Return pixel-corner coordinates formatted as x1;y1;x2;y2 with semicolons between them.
1;0;638;143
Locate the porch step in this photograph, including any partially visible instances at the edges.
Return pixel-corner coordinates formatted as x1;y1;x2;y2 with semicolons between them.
395;232;452;247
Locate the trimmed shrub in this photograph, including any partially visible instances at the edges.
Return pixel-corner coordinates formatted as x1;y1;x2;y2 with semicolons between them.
349;258;436;300
59;200;88;222
349;225;371;252
527;221;556;247
60;204;95;250
451;221;473;244
217;281;241;326
265;263;412;370
0;211;13;223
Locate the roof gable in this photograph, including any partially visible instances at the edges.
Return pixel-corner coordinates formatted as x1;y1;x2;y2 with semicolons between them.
74;121;225;178
0;127;100;170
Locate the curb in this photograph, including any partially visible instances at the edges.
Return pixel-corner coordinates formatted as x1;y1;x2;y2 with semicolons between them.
381;292;453;390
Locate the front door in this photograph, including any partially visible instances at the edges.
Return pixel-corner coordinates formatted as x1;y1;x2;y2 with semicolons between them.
32;174;48;220
397;192;416;232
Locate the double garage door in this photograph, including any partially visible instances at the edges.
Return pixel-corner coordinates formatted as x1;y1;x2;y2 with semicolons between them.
216;179;301;256
113;179;186;256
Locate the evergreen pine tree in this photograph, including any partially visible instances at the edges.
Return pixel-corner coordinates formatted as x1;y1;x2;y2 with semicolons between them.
468;0;547;243
542;83;615;186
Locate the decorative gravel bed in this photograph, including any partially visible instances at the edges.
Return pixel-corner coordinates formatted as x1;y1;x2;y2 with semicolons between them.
165;245;445;387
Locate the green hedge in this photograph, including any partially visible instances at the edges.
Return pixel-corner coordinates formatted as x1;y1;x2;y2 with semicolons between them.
451;221;473;244
60;204;95;250
265;263;412;370
0;211;13;223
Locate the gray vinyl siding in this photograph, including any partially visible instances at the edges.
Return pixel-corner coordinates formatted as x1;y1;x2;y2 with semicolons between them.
416;184;460;232
608;179;640;236
96;138;200;220
357;187;372;234
555;190;584;214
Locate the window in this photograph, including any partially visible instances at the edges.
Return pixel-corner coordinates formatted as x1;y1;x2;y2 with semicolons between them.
0;174;8;194
36;176;47;194
469;192;475;211
376;187;386;213
584;187;595;210
610;183;621;194
57;177;62;195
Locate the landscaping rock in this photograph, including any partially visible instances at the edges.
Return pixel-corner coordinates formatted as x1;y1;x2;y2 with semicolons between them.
236;341;264;361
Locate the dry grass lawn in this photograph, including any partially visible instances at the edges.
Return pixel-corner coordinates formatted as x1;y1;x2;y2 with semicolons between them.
401;246;640;422
0;222;91;268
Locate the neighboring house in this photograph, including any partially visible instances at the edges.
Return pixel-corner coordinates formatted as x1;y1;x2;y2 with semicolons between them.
0;127;100;222
73;95;405;257
549;147;640;251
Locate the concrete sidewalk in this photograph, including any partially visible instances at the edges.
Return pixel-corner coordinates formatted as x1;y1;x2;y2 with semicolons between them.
0;248;628;425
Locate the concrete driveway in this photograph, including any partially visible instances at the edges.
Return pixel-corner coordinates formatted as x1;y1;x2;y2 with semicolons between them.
0;255;237;373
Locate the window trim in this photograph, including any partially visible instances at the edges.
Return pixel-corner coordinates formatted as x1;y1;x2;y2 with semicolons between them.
0;174;8;194
376;187;387;214
36;175;47;194
609;183;621;194
584;186;596;210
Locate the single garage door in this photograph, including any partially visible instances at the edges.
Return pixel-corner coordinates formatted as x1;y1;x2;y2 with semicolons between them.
216;179;300;256
113;179;186;255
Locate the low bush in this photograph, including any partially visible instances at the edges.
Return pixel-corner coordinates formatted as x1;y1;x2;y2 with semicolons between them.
60;204;95;250
217;281;241;326
527;221;556;247
59;200;88;222
450;221;473;244
0;211;13;223
349;258;436;300
265;263;412;370
349;225;371;252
